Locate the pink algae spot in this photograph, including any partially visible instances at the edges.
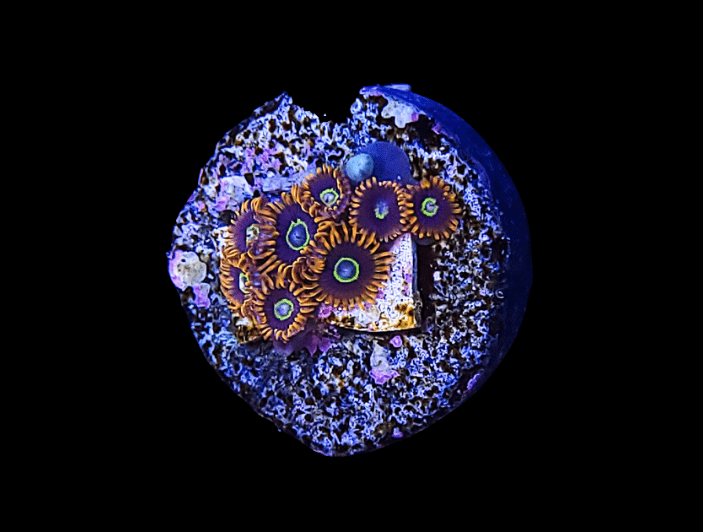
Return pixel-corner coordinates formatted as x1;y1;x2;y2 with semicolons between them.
466;372;483;393
303;332;332;356
371;368;398;385
214;192;229;211
390;335;402;348
257;148;271;165
432;122;450;135
317;304;332;319
197;201;206;212
317;335;332;355
193;283;211;309
168;250;186;290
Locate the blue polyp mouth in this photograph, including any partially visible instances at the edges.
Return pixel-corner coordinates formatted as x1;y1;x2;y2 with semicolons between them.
320;187;339;207
238;272;248;293
246;224;260;245
421;197;438;217
374;200;390;220
333;257;360;283
273;298;294;321
286;219;310;251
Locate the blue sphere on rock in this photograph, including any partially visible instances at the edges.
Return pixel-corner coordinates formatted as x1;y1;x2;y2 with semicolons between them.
355;141;414;186
345;153;374;183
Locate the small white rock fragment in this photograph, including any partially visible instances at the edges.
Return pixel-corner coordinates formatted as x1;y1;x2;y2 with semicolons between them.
170;251;207;289
381;100;419;128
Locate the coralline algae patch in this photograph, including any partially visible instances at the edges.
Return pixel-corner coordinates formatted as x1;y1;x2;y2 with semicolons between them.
167;85;523;456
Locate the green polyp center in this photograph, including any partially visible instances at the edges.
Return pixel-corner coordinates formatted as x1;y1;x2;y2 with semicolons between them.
320;187;339;207
374;200;390;220
421;197;439;217
286;219;310;251
333;257;360;283
273;298;294;321
246;224;260;245
238;272;248;293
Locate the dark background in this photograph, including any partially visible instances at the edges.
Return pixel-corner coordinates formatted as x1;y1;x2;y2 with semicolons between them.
141;72;559;478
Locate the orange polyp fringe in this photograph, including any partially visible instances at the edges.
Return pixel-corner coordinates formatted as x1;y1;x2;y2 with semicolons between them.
406;176;462;241
304;220;393;311
248;278;318;342
298;165;351;220
253;188;333;284
219;249;254;318
349;176;411;243
226;196;268;258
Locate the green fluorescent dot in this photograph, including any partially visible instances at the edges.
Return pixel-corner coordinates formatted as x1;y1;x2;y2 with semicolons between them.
333;257;360;283
421;197;439;217
374;200;390;220
238;272;248;293
286;219;310;251
320;187;339;207
273;298;294;321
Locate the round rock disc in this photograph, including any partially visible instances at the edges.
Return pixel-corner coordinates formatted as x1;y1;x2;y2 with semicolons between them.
167;84;532;456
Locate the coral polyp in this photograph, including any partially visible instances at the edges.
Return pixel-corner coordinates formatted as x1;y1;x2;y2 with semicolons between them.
303;221;393;310
298;165;351;220
249;280;318;342
349;176;409;242
219;250;252;318
253;186;332;279
225;196;267;258
406;176;461;240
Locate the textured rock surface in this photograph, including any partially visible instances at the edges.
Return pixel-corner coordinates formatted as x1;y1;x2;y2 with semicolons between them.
166;84;532;456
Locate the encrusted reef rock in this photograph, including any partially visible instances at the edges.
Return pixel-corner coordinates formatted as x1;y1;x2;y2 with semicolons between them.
167;84;532;456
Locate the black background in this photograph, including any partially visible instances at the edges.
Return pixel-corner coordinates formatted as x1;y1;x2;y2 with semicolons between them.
14;19;625;511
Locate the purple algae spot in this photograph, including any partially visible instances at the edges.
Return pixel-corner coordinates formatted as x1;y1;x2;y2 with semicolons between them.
193;283;211;309
371;368;399;385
